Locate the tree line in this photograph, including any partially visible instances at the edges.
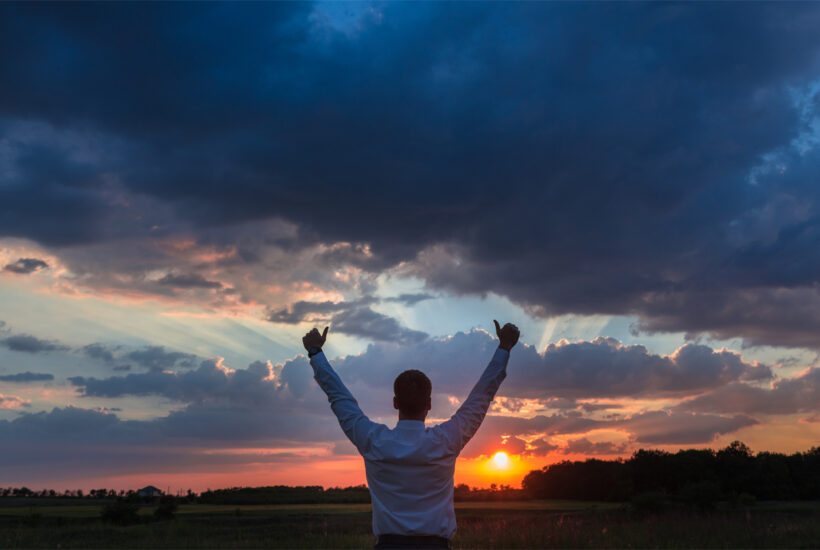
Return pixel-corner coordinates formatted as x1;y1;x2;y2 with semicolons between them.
198;485;371;504
522;441;820;504
1;488;128;499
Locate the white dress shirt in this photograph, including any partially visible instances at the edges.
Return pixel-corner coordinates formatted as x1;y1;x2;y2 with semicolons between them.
309;347;509;539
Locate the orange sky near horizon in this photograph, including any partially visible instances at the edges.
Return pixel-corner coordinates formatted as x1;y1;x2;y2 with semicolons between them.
17;416;820;494
19;454;532;494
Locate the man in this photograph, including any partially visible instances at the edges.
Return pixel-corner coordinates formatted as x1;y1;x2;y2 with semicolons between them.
302;320;520;549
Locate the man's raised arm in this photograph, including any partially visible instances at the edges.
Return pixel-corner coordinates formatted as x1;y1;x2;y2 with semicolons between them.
303;327;378;453
437;320;520;452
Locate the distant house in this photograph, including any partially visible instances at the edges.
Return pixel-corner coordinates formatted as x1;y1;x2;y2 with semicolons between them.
138;485;163;498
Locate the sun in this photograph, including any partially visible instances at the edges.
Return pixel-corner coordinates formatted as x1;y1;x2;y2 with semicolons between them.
491;451;510;469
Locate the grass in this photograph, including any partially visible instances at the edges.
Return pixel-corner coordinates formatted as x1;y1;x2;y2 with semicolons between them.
1;500;818;548
0;500;616;518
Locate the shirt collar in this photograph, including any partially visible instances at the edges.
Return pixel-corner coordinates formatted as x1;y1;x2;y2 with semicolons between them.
395;419;426;429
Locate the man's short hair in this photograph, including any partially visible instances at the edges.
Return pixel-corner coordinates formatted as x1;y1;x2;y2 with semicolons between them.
394;369;432;416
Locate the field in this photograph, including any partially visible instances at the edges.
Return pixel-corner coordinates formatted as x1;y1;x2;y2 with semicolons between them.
1;500;819;548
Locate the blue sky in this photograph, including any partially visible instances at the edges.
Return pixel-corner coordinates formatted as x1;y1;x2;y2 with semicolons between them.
2;1;820;491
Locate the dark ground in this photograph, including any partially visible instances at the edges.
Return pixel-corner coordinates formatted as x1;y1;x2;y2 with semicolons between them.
1;500;819;548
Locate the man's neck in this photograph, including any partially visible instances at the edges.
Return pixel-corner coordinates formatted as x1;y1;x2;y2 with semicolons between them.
398;414;427;422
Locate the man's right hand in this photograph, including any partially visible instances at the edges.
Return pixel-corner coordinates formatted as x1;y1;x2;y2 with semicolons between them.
494;320;520;351
303;327;329;352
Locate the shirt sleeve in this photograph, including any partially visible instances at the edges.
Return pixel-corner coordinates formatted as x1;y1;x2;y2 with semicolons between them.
437;347;509;453
310;351;379;454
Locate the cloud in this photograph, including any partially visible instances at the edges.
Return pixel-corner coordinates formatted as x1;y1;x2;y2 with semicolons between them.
1;4;820;349
123;346;198;371
618;410;758;445
0;400;343;456
501;436;528;455
1;334;69;354
0;394;31;409
677;366;820;415
563;438;629;456
462;410;757;455
1;326;790;463
69;358;284;406
512;337;772;398
157;272;223;289
0;403;351;483
269;297;427;344
330;307;428;344
77;342;201;371
527;438;560;456
268;297;378;324
635;287;820;350
3;257;48;274
336;331;769;399
81;343;117;364
3;330;767;477
0;371;54;382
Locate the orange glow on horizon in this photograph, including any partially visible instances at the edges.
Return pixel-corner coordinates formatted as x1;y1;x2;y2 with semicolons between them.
453;453;533;488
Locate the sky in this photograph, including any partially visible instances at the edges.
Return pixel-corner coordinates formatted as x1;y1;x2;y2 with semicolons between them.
2;1;820;493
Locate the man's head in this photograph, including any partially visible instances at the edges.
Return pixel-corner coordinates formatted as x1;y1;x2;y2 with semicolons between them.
393;369;432;420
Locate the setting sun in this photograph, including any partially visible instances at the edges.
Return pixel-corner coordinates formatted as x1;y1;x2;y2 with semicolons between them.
491;451;510;469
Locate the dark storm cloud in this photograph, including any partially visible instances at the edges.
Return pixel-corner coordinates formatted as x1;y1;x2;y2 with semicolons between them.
2;3;820;347
1;334;69;354
0;371;54;382
634;287;820;350
3;258;48;274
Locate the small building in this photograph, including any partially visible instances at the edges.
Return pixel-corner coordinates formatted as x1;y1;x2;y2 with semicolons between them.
137;485;163;498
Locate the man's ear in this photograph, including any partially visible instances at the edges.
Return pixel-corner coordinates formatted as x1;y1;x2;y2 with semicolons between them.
426;396;432;412
393;396;399;410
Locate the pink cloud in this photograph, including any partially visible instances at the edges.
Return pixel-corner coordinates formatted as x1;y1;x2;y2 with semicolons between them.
0;394;31;410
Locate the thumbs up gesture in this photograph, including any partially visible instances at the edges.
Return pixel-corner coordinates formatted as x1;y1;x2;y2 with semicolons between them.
494;320;520;351
302;326;329;352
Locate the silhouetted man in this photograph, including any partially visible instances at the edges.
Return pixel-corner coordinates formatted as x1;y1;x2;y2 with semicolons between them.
302;320;520;549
